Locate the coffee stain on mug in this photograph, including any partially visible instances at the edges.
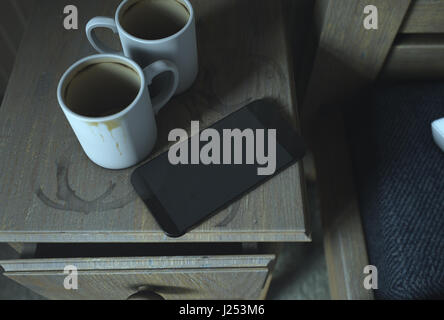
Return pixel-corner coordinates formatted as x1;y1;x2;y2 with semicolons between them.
104;120;121;132
87;120;122;153
88;120;120;132
116;142;122;156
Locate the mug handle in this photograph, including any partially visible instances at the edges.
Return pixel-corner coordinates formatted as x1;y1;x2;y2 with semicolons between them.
86;17;123;54
143;60;179;114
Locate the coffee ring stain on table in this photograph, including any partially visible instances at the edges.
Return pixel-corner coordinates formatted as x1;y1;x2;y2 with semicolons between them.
36;156;136;214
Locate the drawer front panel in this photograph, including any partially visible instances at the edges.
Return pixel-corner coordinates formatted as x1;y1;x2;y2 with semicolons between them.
382;35;444;79
401;0;444;33
0;255;274;300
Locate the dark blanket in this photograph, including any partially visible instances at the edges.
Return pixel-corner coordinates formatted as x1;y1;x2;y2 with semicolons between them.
346;82;444;300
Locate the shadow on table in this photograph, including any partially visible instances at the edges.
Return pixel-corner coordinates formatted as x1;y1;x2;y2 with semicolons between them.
267;182;331;300
0;244;45;300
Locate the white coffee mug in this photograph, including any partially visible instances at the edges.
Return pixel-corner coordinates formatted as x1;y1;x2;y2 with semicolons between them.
86;0;198;95
57;54;179;169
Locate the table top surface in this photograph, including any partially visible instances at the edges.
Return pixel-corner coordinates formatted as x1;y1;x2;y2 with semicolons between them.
0;0;309;243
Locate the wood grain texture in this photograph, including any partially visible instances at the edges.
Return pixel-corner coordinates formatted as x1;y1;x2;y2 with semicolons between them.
302;0;412;300
259;273;273;300
303;0;412;120
312;111;373;300
0;255;275;271
400;0;444;33
0;0;35;96
0;0;24;56
0;255;274;299
0;0;308;243
0;69;7;98
382;34;444;79
15;0;36;21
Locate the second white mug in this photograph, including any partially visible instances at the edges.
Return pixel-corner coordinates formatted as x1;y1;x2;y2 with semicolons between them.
86;0;198;95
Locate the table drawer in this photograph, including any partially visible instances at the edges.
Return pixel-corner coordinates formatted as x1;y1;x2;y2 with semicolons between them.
0;254;274;300
381;34;444;80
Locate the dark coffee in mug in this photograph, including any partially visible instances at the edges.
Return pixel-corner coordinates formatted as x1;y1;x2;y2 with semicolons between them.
64;61;141;117
120;0;190;40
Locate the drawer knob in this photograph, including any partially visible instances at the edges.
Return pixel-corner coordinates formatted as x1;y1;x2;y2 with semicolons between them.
127;286;164;300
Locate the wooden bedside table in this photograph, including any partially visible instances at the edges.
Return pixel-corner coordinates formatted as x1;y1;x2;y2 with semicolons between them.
0;0;309;299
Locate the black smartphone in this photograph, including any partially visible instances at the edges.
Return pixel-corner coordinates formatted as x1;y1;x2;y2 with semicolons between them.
131;99;306;237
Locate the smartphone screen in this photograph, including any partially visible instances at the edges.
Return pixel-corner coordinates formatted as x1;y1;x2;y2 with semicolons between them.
131;99;306;237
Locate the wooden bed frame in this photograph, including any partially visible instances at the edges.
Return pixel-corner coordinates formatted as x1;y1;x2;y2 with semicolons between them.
300;0;444;299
